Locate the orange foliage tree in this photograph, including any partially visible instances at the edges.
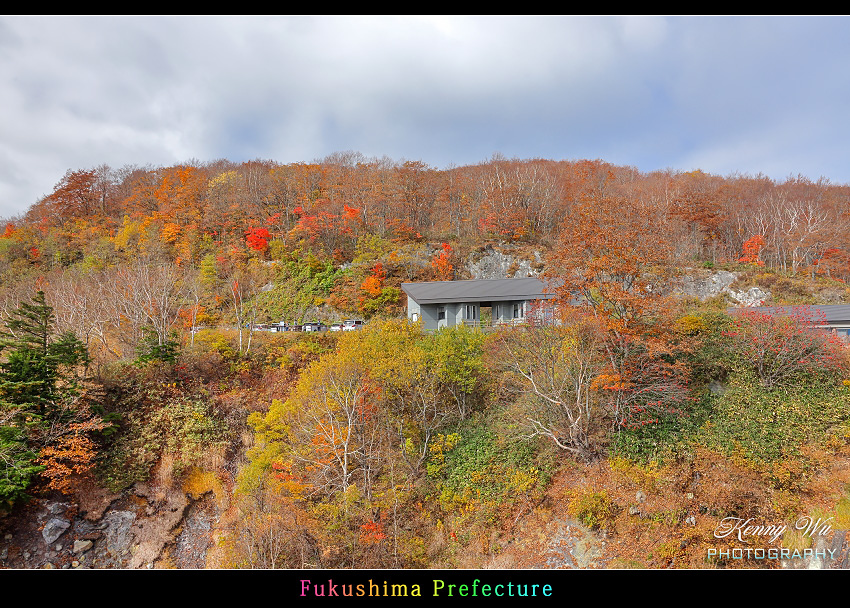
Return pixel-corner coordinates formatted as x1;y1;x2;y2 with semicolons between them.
357;262;403;319
360;262;386;296
153;165;206;226
812;247;850;281
35;419;104;493
430;243;454;280
544;197;692;434
26;169;101;226
289;201;363;257
738;234;766;266
667;170;726;262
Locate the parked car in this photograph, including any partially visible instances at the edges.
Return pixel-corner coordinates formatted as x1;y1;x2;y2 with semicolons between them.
329;323;343;332
342;319;364;331
303;322;326;332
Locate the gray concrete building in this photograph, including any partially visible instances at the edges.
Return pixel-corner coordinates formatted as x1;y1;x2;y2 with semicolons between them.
401;277;557;331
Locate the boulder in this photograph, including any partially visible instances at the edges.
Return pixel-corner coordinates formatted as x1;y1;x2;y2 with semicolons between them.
41;518;70;545
73;540;93;553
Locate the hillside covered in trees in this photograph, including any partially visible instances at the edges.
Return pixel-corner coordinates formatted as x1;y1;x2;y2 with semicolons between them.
1;153;849;569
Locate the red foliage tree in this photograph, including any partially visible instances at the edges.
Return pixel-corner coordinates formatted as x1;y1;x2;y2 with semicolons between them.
289;201;362;256
726;306;848;387
359;519;388;544
738;235;766;266
246;227;271;252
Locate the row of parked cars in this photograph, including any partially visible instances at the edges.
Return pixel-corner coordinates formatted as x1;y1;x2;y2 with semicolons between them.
330;319;365;332
253;319;364;333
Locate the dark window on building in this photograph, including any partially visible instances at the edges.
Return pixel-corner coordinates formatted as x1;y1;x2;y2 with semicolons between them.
438;306;446;321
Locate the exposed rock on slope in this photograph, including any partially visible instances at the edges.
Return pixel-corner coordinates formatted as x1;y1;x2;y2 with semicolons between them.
674;270;771;307
466;244;545;280
0;476;225;569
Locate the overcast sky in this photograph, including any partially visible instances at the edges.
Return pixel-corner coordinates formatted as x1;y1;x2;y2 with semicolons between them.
2;15;849;218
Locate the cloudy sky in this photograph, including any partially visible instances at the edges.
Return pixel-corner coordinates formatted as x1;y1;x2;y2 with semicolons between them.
2;15;849;217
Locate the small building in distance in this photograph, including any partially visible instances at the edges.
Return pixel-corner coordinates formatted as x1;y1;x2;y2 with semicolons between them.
728;304;850;338
401;277;557;331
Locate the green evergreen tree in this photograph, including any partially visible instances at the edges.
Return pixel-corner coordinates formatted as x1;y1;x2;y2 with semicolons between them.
0;291;90;505
0;425;43;506
135;327;179;364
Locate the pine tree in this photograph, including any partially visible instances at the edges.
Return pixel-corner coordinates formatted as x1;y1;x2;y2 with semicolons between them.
0;291;92;505
0;424;43;506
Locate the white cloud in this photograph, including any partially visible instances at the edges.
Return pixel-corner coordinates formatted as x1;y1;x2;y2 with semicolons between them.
1;15;849;218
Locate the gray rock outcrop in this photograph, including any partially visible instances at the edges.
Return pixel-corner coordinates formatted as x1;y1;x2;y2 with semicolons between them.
103;510;136;556
467;247;544;280
677;271;737;301
727;286;771;307
674;270;771;307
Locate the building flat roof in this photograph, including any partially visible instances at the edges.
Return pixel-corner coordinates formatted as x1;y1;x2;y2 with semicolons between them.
401;277;557;305
728;304;850;324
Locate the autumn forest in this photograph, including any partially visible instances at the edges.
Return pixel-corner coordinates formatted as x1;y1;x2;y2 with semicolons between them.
2;152;850;569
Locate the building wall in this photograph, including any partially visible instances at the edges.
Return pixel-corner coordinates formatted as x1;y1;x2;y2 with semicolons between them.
493;300;525;324
457;302;478;326
407;296;421;322
408;297;544;330
407;296;442;331
444;303;460;329
825;323;850;338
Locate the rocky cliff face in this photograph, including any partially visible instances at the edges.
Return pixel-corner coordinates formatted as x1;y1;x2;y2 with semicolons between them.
673;270;771;307
0;475;225;569
465;245;545;280
464;251;773;308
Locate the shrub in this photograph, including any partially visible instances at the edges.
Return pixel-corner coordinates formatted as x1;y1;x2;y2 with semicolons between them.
695;370;850;488
426;418;554;521
567;487;617;530
611;392;712;464
679;312;737;386
674;314;708;336
609;456;662;492
98;388;229;492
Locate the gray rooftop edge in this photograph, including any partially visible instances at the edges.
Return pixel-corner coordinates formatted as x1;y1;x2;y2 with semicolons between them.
401;277;558;305
728;304;850;324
